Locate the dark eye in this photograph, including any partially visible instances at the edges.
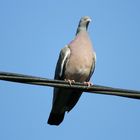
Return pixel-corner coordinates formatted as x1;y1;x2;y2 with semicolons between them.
83;18;87;21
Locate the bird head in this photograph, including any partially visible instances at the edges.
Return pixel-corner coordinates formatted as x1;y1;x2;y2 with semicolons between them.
76;16;92;34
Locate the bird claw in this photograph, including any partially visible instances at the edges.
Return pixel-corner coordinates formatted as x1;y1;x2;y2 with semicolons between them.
64;79;75;86
83;81;92;87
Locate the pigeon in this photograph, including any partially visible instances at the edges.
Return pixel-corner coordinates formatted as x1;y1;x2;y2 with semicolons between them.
48;16;96;125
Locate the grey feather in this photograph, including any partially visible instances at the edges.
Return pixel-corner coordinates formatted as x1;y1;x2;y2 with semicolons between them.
48;16;96;125
54;45;71;79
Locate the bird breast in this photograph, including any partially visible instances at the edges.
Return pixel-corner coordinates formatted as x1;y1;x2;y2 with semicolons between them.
64;48;93;82
64;31;94;82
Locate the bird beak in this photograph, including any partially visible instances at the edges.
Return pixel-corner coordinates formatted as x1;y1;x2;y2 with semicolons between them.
87;18;92;22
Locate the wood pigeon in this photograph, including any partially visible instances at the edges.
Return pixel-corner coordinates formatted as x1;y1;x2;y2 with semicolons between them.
48;16;96;125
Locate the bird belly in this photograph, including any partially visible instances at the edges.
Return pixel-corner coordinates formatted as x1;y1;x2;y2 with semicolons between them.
64;64;91;82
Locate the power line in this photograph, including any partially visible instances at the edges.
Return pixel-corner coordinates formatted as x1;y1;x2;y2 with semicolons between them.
0;71;140;99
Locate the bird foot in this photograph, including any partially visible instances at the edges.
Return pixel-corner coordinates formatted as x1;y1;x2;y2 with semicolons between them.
64;79;75;86
83;81;93;87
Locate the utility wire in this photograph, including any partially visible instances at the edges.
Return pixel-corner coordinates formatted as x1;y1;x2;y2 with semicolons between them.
0;71;140;99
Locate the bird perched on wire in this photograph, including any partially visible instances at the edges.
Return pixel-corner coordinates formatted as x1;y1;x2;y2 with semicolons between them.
48;16;96;125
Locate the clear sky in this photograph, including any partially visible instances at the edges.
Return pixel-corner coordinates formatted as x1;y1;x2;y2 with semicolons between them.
0;0;140;139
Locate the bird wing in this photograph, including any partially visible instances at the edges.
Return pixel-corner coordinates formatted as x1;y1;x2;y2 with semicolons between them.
53;45;71;103
86;52;96;81
54;45;71;80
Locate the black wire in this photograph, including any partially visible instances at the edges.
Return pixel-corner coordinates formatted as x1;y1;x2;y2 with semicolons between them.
0;71;140;99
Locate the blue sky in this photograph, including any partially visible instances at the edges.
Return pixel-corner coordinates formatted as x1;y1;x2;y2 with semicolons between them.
0;0;140;139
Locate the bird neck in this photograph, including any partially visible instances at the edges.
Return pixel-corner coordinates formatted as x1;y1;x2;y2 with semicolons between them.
76;22;89;35
76;27;87;35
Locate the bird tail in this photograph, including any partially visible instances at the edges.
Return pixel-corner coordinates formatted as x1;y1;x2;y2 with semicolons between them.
47;112;65;125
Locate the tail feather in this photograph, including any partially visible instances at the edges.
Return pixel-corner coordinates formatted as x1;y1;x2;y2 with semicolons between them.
47;112;65;125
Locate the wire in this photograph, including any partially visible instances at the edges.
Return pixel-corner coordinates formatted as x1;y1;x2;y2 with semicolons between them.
0;71;140;99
